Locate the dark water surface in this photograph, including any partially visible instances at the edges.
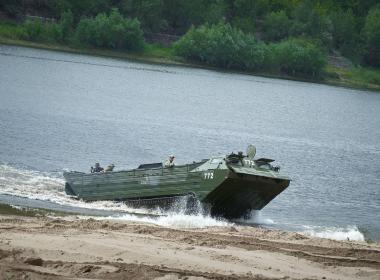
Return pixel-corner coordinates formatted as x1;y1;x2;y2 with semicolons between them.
0;45;379;241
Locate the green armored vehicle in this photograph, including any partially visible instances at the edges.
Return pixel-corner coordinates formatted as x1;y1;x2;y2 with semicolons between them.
64;145;290;218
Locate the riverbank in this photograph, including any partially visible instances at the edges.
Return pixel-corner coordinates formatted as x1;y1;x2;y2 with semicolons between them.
0;210;379;280
1;35;379;92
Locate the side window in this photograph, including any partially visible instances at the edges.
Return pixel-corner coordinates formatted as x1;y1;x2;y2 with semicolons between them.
259;163;271;170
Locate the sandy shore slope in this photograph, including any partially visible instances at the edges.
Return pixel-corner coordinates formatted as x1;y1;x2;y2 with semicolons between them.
0;215;379;279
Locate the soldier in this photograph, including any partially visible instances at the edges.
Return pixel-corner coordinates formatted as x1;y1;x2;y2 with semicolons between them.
105;163;115;172
91;162;104;173
164;155;175;167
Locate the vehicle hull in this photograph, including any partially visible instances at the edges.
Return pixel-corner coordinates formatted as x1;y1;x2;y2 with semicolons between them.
64;163;290;219
204;170;289;218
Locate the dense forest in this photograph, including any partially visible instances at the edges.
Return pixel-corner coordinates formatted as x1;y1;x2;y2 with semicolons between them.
0;0;379;81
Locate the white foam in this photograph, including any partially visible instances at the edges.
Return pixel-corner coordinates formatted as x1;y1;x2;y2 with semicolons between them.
9;204;24;211
100;212;230;229
3;165;366;235
0;164;150;214
236;210;275;225
301;225;365;241
0;164;230;228
102;195;231;229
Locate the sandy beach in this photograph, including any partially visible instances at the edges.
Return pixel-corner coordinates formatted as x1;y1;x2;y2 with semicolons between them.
0;214;379;280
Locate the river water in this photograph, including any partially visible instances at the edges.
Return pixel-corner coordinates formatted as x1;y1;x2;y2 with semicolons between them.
0;45;379;241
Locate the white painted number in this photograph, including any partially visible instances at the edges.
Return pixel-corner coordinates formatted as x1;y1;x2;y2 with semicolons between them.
204;172;214;180
244;159;255;167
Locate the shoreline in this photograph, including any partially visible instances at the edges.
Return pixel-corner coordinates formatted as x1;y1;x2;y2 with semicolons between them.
0;213;379;279
0;203;376;243
1;37;379;92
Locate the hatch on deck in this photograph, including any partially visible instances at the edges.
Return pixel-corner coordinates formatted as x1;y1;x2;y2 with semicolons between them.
138;163;163;169
255;158;275;163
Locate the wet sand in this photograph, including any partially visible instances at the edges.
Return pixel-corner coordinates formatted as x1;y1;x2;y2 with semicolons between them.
0;214;379;279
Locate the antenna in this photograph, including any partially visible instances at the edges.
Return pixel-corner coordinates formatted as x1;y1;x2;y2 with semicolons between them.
246;144;256;159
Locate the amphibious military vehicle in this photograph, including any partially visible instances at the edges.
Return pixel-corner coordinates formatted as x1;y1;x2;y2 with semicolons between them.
64;145;290;218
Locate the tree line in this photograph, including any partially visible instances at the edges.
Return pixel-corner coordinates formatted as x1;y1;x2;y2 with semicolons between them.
1;0;379;76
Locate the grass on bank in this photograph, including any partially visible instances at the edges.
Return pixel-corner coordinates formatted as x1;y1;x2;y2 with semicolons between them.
0;21;25;39
143;43;174;59
325;65;380;91
0;20;379;92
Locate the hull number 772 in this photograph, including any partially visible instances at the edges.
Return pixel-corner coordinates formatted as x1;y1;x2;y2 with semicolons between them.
204;172;214;180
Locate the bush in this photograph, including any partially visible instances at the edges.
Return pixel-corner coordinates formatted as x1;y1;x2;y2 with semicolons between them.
21;10;74;43
269;38;326;77
263;10;291;41
74;8;144;51
0;22;25;39
23;19;47;41
174;23;326;78
173;23;266;70
362;6;380;67
58;10;74;41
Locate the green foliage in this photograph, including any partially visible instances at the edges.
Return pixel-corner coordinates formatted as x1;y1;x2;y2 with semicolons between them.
22;10;74;43
362;6;380;67
3;0;380;73
174;23;326;77
51;0;113;18
263;11;291;41
0;0;23;18
322;0;380;17
20;8;143;51
347;67;380;86
229;0;290;19
122;0;164;33
230;17;255;34
228;0;257;32
161;0;226;35
173;23;266;70
74;8;144;51
144;43;172;57
290;1;333;49
59;10;74;40
326;65;380;90
329;9;360;60
23;19;47;41
0;22;25;39
204;1;227;25
268;38;327;77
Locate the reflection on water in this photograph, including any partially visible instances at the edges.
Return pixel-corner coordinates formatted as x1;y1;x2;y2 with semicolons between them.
0;45;379;241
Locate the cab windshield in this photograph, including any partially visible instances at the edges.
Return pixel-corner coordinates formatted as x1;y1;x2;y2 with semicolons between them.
210;158;223;164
